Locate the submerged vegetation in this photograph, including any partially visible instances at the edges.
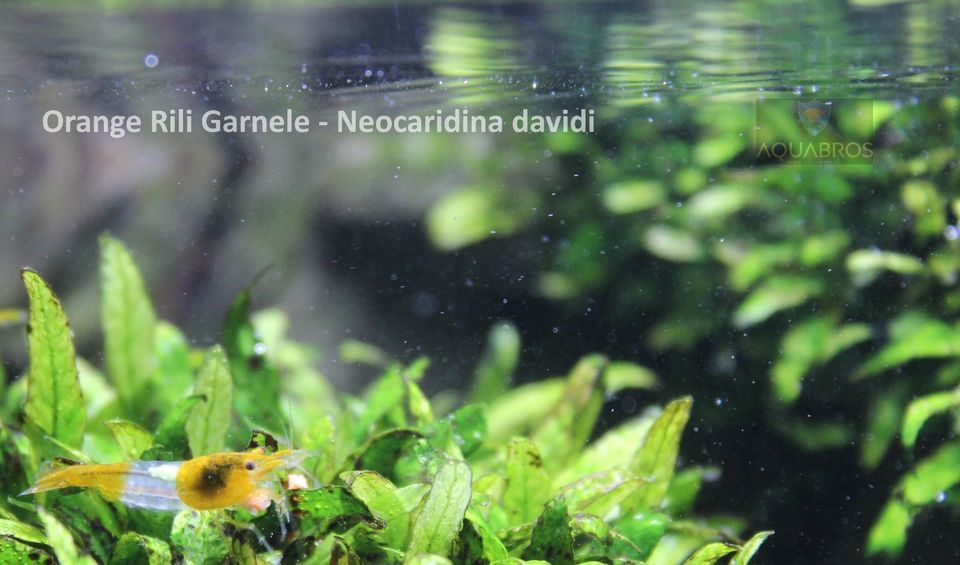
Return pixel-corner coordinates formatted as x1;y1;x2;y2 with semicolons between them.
423;52;960;561
2;2;960;562
0;236;772;563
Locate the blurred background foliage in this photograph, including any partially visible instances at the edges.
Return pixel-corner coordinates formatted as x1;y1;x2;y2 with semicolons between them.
2;0;960;562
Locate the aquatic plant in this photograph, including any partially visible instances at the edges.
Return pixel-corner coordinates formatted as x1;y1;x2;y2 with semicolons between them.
422;18;960;554
0;236;771;563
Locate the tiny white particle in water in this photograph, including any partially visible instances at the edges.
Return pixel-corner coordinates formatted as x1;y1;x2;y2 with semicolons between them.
937;491;947;503
144;53;159;68
253;342;267;355
552;327;559;334
946;225;959;240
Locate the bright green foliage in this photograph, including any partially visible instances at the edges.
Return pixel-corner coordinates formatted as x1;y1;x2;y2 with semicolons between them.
732;275;823;329
772;317;871;404
38;508;98;565
730;531;774;565
412;30;960;553
469;321;520;404
0;242;772;564
22;269;86;456
186;346;233;456
901;389;960;449
625;397;692;510
407;459;472;557
683;542;737;565
100;235;157;419
110;532;173;564
105;419;153;460
223;285;282;431
503;438;551;525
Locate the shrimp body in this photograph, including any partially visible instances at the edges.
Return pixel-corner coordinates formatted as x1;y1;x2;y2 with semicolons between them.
24;449;304;512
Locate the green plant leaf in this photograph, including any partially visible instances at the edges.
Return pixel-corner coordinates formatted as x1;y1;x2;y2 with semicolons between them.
150;395;203;460
555;411;658;486
350;429;424;483
730;530;773;565
405;555;452;565
406;378;435;428
610;511;670;560
602;179;666;214
425;186;537;251
22;269;86;452
846;249;924;287
532;355;606;469
0;518;47;545
855;313;960;379
487;379;566;442
223;286;281;429
902;389;960;449
733;275;823;328
860;386;906;470
686;185;767;223
624;397;692;511
356;365;406;442
520;498;574;564
503;437;551;525
0;537;54;564
38;507;98;565
682;542;737;565
665;467;710;515
643;226;704;262
772;317;871;404
339;339;391;367
469;321;521;404
461;508;510;562
100;235;157;417
407;459;472;557
558;469;647;518
153;321;193;412
170;511;228;565
186;346;233;456
342;470;412;548
604;362;658;395
866;501;910;557
105;419;153;460
902;442;960;505
110;532;173;564
428;404;487;458
293;487;377;536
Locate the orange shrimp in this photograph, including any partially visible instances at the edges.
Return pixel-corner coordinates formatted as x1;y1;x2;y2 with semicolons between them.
23;449;307;514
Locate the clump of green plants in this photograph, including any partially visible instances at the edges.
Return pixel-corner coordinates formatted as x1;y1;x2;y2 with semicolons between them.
0;236;771;563
421;19;960;552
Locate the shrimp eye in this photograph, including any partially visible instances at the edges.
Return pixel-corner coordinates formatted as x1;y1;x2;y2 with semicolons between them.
245;462;256;471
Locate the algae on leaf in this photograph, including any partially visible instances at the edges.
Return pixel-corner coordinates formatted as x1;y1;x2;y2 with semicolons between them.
503;437;551;525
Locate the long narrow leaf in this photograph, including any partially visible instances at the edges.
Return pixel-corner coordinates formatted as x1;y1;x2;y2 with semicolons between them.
22;269;85;452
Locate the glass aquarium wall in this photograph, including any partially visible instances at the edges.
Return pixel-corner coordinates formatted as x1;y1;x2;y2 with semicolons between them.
1;0;959;563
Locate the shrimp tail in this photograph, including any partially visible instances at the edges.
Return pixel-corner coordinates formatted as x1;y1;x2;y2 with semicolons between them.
21;462;128;500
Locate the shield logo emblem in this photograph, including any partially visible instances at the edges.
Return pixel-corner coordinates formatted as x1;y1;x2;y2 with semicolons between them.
796;100;832;136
